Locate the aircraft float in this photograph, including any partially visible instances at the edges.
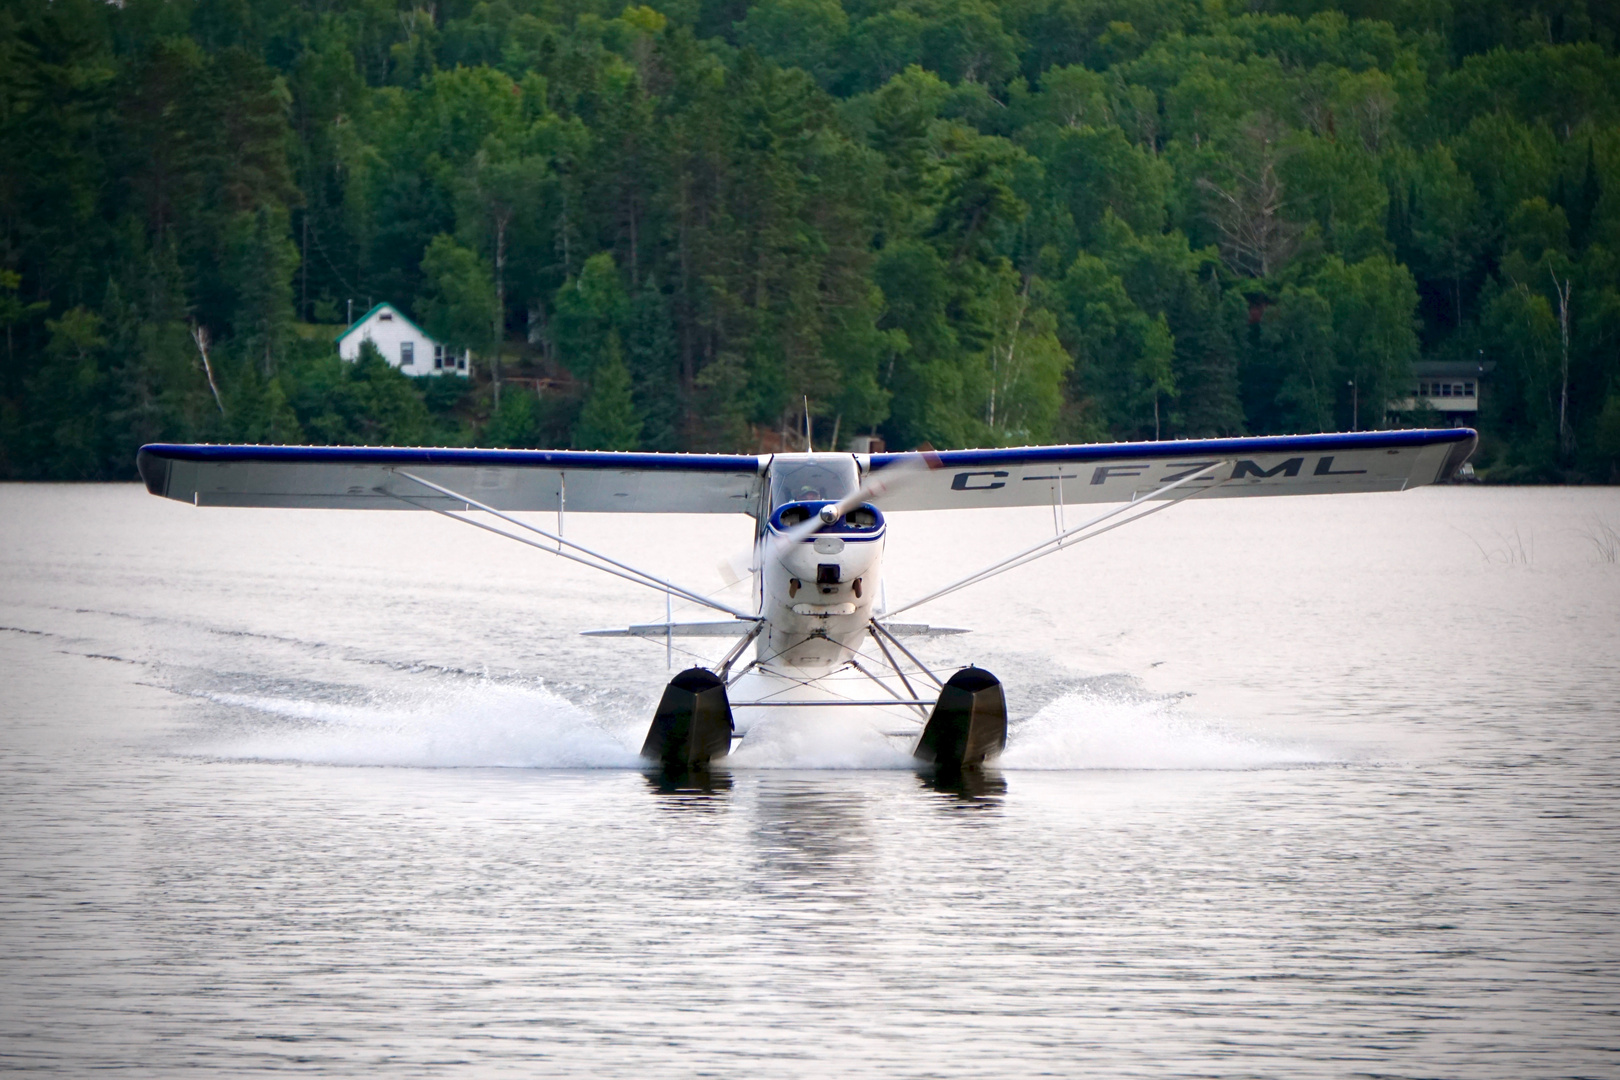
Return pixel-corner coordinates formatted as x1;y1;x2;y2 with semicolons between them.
138;427;1476;774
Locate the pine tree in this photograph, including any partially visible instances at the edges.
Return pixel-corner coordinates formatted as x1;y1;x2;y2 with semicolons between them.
573;337;643;450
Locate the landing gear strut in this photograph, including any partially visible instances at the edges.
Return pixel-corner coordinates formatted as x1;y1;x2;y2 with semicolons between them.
912;666;1007;770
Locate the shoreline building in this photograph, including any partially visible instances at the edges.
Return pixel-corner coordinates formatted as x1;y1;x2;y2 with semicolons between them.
336;303;468;376
1393;360;1495;427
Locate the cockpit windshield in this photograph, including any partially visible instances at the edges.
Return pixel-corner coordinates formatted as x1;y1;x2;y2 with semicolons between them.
768;455;859;509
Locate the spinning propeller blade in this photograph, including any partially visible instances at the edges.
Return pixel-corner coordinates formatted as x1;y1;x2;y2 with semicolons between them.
767;449;942;554
716;550;755;588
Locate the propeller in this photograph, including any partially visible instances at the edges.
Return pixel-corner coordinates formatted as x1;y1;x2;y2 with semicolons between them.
716;549;755;588
766;448;943;554
718;448;944;589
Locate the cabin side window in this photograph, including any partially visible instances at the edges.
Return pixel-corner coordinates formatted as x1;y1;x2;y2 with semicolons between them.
400;342;414;367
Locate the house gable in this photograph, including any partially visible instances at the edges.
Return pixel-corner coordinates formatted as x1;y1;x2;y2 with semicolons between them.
333;301;467;376
333;302;434;347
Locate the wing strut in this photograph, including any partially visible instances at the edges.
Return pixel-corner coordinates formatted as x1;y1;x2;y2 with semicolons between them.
717;619;767;679
384;470;757;621
885;461;1232;618
869;621;945;688
852;648;930;719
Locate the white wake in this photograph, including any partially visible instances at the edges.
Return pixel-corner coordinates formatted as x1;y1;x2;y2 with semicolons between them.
193;680;643;769
189;676;1330;772
1000;684;1333;771
726;715;916;770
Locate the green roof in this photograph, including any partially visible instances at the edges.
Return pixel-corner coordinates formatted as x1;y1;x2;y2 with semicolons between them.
333;302;435;345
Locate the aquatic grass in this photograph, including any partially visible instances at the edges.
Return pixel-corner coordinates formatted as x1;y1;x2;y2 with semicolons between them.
1581;516;1620;564
1457;524;1536;566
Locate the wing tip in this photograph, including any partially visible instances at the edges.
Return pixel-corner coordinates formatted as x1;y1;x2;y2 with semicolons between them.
1437;428;1479;483
135;446;170;498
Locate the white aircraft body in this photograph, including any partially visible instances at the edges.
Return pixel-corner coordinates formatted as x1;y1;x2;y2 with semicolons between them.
138;428;1477;772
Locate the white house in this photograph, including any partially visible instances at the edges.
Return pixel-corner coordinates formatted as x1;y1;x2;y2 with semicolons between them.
1392;360;1494;426
335;302;468;377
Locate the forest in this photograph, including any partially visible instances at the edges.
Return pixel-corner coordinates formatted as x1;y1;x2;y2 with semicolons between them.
3;0;1619;481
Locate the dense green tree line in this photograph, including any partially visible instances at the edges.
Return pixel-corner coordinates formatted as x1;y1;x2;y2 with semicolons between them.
3;0;1619;480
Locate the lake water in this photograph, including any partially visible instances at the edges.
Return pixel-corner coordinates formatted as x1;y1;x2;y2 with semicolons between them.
2;482;1618;1077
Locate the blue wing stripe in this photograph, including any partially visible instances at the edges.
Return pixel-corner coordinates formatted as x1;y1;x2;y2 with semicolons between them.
138;443;763;472
871;429;1474;470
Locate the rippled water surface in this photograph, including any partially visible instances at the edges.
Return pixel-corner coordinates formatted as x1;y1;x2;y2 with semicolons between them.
3;483;1618;1077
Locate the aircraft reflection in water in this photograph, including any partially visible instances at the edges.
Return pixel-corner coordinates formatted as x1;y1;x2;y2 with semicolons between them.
642;768;1006;815
137;427;1476;780
644;768;734;799
919;770;1007;801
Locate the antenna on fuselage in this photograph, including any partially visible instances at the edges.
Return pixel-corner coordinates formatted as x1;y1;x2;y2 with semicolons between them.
803;396;812;453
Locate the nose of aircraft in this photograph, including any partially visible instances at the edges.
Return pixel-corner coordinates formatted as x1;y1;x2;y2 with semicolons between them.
768;500;885;595
779;529;880;585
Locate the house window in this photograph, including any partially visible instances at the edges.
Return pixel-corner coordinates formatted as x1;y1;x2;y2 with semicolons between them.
380;312;394;321
1419;382;1429;396
1465;381;1476;397
434;344;444;370
457;354;467;371
400;342;414;367
1441;383;1452;397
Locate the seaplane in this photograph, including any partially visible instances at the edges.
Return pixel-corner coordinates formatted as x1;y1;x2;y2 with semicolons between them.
137;427;1476;773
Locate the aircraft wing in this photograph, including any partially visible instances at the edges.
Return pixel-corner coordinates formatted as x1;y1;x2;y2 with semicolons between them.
138;428;1474;514
136;444;766;513
865;429;1477;510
